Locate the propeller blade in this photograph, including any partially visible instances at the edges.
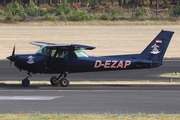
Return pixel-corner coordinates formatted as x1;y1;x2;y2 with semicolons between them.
7;45;16;67
12;45;15;56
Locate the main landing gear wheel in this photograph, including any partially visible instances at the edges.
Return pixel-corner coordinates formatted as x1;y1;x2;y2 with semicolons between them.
50;72;69;87
50;76;59;86
22;78;30;87
60;78;69;87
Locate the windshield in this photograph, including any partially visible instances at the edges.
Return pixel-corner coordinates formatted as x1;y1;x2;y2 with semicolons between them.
74;49;89;57
36;46;88;58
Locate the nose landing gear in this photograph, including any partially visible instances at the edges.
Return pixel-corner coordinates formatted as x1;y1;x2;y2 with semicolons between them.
22;72;31;87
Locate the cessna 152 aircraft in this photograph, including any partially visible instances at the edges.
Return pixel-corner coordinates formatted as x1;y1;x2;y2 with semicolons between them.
7;30;174;87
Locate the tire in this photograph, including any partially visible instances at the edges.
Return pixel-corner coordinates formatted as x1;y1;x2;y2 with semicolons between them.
60;78;69;87
22;78;30;87
50;76;59;86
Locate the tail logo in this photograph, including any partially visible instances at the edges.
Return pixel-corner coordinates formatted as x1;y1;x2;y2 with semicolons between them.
151;43;160;54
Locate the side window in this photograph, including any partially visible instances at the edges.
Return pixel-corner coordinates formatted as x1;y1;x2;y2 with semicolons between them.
74;50;89;57
56;50;68;58
51;49;56;57
45;47;56;57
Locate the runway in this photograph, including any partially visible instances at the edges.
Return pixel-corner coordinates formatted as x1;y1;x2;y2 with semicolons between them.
0;85;180;114
0;59;180;114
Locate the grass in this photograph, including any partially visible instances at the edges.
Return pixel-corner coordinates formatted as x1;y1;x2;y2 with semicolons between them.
0;113;180;120
160;72;180;78
0;20;180;26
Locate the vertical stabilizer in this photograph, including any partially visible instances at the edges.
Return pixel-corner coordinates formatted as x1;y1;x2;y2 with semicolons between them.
140;30;174;65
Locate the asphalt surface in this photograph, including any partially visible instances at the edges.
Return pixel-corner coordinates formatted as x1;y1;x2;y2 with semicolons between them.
0;59;180;114
0;85;180;114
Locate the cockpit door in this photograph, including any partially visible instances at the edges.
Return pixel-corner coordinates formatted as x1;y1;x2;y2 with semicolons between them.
48;49;69;73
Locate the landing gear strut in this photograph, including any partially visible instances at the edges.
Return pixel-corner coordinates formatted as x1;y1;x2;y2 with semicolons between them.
50;72;69;87
22;72;31;87
21;72;69;87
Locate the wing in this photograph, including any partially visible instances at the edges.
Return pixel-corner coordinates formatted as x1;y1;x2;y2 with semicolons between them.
30;41;96;50
30;41;56;47
69;44;96;50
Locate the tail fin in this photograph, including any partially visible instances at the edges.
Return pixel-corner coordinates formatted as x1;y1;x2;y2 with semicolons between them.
140;30;174;66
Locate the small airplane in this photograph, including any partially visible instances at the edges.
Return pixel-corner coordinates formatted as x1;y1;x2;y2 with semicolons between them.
7;30;174;87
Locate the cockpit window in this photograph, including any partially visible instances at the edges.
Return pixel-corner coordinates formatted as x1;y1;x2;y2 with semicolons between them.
36;46;69;58
36;46;56;57
56;49;68;58
74;49;89;57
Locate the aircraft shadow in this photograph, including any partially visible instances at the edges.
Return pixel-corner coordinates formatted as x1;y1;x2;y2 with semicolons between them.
0;83;132;90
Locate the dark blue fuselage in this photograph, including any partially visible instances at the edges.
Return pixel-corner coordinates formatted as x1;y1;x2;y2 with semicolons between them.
13;53;160;74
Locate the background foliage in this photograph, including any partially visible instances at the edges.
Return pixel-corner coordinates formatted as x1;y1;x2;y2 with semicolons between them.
0;0;180;22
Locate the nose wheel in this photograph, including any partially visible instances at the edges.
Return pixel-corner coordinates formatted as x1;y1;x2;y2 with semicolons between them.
22;72;31;87
22;78;30;87
50;72;69;87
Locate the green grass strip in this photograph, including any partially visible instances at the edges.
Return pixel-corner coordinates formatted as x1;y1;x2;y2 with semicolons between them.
0;113;180;120
160;72;180;78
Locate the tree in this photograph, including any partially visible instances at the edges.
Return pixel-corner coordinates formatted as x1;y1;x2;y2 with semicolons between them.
118;0;123;7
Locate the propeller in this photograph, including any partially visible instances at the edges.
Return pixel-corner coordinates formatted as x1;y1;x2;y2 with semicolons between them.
7;45;16;66
12;45;15;57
